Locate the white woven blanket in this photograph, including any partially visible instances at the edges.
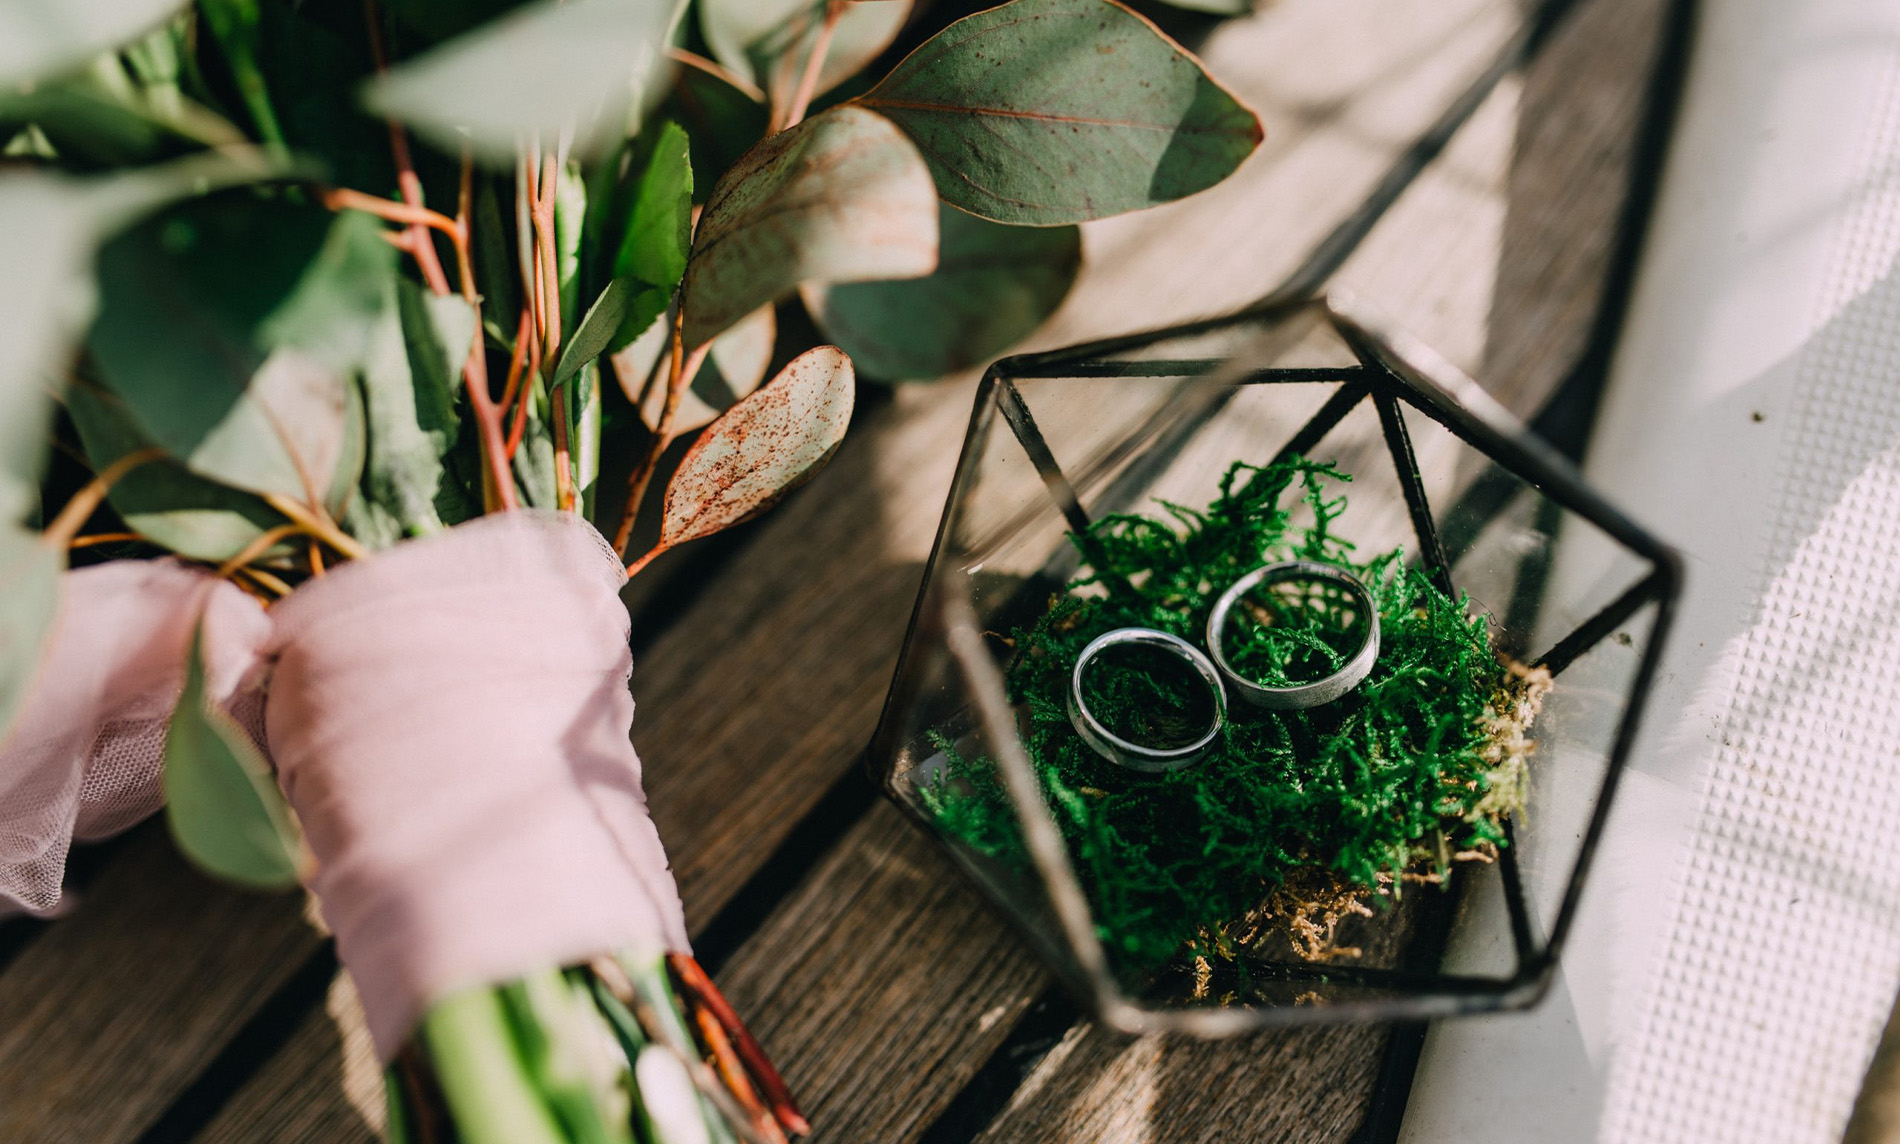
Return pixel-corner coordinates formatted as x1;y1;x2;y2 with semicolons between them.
1401;1;1900;1140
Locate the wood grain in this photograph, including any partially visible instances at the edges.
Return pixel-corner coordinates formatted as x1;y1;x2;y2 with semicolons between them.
929;1;1677;1140
0;825;318;1143
182;1;1533;1138
0;0;1669;1141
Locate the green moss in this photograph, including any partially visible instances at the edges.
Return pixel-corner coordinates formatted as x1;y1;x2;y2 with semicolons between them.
921;457;1539;971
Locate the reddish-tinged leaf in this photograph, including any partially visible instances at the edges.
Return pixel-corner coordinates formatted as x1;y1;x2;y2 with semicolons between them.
679;106;937;347
659;345;854;549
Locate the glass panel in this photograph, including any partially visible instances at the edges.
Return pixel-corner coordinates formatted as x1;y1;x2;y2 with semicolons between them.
869;301;1674;1030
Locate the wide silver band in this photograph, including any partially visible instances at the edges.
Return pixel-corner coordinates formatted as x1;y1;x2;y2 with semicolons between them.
1205;560;1380;710
1066;627;1226;773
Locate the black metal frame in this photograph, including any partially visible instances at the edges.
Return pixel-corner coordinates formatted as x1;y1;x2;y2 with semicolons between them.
866;295;1681;1036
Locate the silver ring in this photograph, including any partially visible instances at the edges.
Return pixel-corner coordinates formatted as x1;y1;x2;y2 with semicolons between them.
1206;561;1380;710
1067;628;1226;772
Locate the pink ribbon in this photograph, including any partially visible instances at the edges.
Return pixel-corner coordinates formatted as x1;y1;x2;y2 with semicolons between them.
0;514;689;1061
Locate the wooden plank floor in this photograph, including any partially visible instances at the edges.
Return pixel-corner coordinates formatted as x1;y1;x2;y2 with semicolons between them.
0;0;1679;1140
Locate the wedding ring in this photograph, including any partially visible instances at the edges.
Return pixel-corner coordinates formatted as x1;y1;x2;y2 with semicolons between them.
1067;628;1227;773
1206;561;1380;710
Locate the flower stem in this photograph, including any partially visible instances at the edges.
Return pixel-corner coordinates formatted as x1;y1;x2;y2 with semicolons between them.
778;1;844;131
39;447;163;549
615;320;710;557
418;988;569;1144
668;954;808;1138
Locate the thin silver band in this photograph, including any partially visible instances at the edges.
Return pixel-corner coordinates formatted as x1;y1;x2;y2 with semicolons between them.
1205;560;1380;710
1066;627;1226;773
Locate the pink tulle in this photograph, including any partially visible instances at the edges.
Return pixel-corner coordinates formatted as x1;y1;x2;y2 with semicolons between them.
0;514;689;1061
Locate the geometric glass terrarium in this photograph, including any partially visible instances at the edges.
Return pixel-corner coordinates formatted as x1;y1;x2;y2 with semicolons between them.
866;295;1680;1035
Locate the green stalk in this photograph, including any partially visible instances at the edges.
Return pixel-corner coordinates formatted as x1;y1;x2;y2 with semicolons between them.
577;361;602;519
383;1067;414;1144
502;968;635;1144
418;987;570;1144
619;954;739;1144
195;0;289;156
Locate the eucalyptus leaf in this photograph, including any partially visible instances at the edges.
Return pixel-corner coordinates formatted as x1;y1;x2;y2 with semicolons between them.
162;629;304;889
610;120;692;296
249;0;393;192
65;382;292;562
558;277;641;385
0;174;102;527
659;53;769;204
383;0;526;43
359;282;478;536
700;0;911;105
658;344;852;550
87;195;394;503
198;0;288;151
1;160;272;524
364;0;675;162
679;105;936;347
803;205;1080;380
0;77;246;166
0;533;60;751
512;392;560;510
1157;0;1253;11
859;0;1263;225
474;176;522;344
616;303;774;435
0;0;188;87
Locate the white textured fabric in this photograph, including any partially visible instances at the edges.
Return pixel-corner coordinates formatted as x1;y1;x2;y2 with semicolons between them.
1401;1;1900;1142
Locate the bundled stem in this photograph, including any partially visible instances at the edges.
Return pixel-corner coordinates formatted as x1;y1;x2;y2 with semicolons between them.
393;951;807;1144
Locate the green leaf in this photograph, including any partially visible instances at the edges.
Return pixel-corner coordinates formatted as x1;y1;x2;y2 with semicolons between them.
700;0;911;104
0;532;60;752
87;194;394;502
615;302;774;435
0;76;247;166
0;163;275;744
0;175;102;529
804;205;1079;380
859;0;1262;225
680;105;936;347
247;0;393;192
611;120;693;295
364;0;675;163
557;277;647;385
512;388;560;510
383;0;527;43
65;382;292;561
658;53;769;205
197;0;288;151
162;628;304;889
0;0;189;87
659;344;852;550
474;176;523;344
359;282;479;536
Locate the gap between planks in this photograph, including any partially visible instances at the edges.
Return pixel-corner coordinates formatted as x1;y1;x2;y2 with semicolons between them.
0;0;1636;1141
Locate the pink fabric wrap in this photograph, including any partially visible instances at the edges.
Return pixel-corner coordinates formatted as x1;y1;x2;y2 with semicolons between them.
0;560;269;915
0;514;689;1061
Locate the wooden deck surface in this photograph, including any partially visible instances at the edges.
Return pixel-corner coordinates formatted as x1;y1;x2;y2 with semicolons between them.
0;0;1680;1140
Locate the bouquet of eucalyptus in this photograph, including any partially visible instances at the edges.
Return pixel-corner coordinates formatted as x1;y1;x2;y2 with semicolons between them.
0;0;1261;1138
